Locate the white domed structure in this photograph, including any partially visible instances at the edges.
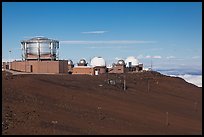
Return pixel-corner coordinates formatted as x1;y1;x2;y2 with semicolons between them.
125;56;139;67
90;57;106;67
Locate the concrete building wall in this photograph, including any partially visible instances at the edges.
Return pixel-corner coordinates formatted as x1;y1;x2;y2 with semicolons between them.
108;65;125;74
59;60;68;73
11;61;26;72
10;60;68;73
72;67;94;75
93;67;107;74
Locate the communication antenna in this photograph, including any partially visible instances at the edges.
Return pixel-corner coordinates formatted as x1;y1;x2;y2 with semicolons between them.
9;50;11;70
151;58;153;71
89;56;92;66
123;75;126;91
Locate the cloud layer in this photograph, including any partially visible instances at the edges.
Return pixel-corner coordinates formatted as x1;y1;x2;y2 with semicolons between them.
137;55;162;59
170;74;202;87
81;31;108;34
60;40;157;44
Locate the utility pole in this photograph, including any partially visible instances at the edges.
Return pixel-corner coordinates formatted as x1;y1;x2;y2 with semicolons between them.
147;79;150;93
123;75;126;91
194;101;198;112
9;50;11;70
166;112;169;126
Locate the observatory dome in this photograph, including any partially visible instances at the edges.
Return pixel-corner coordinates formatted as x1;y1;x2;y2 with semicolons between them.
125;56;139;67
90;57;106;67
68;60;73;65
79;59;86;64
117;60;125;65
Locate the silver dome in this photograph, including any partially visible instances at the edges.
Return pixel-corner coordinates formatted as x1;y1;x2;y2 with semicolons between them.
117;60;125;65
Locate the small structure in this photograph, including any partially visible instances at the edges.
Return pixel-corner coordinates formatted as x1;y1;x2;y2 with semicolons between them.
77;59;88;66
2;62;9;70
67;60;74;74
72;66;94;75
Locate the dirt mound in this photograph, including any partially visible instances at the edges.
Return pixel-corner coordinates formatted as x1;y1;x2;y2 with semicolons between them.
2;71;202;135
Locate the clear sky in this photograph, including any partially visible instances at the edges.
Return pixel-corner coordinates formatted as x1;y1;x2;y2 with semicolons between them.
2;2;202;74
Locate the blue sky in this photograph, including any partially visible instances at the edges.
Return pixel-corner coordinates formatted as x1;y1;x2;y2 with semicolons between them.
2;2;202;74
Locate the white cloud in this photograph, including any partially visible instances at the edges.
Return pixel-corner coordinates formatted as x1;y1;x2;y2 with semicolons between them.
145;55;152;58
166;56;175;59
170;74;202;87
137;54;144;59
81;31;108;34
144;55;162;59
152;56;162;59
150;48;163;51
23;36;34;39
60;40;157;45
192;56;200;59
115;57;122;60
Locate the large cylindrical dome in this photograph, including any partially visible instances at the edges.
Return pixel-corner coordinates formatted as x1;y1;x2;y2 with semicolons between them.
21;37;59;60
125;56;139;67
90;57;106;67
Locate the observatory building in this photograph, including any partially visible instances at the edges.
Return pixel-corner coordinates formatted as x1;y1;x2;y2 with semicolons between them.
72;59;94;75
108;59;126;74
108;56;143;74
91;57;107;75
125;56;143;72
10;37;68;73
5;37;143;75
72;57;107;75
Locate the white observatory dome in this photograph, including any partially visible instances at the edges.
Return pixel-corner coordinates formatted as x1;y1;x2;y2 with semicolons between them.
90;57;106;67
125;56;139;67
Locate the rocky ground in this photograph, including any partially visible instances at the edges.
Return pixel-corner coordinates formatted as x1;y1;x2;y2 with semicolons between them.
2;71;202;135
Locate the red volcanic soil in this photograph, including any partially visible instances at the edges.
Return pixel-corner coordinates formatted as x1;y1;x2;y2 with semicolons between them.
2;71;202;135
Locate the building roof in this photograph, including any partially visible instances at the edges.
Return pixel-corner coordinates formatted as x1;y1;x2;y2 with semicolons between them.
90;57;106;67
21;37;59;43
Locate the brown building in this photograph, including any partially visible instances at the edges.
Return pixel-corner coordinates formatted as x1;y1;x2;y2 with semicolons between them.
93;66;107;75
2;62;9;70
108;59;125;74
125;63;143;73
10;60;68;73
108;65;125;74
72;66;94;75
